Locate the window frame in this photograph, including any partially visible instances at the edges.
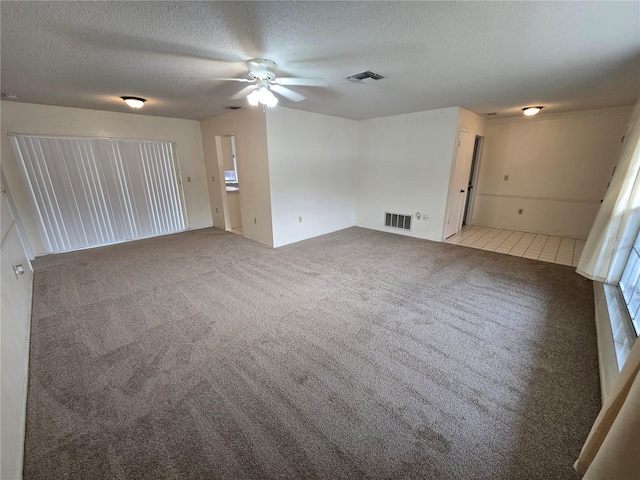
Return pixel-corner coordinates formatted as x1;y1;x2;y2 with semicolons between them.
618;227;640;336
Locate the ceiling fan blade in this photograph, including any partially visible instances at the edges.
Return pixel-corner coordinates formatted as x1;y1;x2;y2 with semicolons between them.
230;85;257;100
275;77;327;87
213;77;255;83
271;85;306;103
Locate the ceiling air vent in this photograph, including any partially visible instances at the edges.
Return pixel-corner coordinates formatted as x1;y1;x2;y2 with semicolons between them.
385;212;412;231
346;70;386;83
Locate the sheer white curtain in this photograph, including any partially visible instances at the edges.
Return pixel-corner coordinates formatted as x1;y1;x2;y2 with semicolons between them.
9;135;186;254
575;338;640;479
577;107;640;283
574;101;640;479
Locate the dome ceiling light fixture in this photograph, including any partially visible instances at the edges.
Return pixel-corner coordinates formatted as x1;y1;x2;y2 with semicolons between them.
121;96;146;109
522;106;543;116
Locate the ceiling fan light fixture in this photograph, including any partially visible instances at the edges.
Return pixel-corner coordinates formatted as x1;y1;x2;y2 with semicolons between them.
248;87;278;108
259;88;278;107
247;90;260;106
266;96;278;108
522;106;543;116
220;58;317;107
121;96;146;109
264;94;278;108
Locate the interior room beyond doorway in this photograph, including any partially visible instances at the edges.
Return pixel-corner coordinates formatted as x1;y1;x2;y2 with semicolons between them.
219;135;243;236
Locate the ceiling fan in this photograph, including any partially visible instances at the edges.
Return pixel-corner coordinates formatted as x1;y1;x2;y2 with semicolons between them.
215;58;326;107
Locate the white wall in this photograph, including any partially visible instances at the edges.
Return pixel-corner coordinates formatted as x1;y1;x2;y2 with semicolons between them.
227;190;242;229
1;101;211;256
1;187;33;480
355;107;459;241
472;107;632;238
200;109;273;246
265;107;358;247
456;107;487;139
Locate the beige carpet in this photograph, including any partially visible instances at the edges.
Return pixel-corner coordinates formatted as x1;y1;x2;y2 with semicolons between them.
24;227;600;479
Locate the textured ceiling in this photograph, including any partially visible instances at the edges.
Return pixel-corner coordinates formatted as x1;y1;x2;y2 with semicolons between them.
1;1;639;121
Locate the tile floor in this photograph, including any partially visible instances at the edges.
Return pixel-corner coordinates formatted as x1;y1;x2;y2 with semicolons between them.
445;225;585;267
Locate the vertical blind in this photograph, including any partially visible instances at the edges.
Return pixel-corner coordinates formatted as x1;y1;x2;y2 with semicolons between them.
9;135;186;254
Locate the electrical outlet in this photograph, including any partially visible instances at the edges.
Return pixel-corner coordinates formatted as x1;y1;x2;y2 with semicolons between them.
518;209;523;214
212;176;215;182
187;176;191;182
215;208;218;214
254;217;257;224
299;216;302;223
504;175;509;181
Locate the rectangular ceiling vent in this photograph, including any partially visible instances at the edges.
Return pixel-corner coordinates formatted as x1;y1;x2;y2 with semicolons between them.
384;212;411;231
346;70;386;84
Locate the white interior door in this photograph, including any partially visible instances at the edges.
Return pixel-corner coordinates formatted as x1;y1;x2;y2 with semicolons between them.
445;130;472;239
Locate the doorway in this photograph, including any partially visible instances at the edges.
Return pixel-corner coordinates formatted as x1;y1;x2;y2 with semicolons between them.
219;135;243;236
444;130;473;239
463;136;484;226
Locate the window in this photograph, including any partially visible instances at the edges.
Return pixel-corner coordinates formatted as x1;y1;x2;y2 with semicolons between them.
224;166;238;184
9;135;186;253
222;135;238;186
618;228;640;336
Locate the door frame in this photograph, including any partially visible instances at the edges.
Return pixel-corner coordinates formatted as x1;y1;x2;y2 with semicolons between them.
213;134;244;233
442;128;474;240
462;135;485;226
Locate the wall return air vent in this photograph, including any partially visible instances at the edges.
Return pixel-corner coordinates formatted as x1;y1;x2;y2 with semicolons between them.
346;70;386;83
385;212;412;231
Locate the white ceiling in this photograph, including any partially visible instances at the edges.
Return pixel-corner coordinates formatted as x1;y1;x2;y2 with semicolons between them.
1;1;639;121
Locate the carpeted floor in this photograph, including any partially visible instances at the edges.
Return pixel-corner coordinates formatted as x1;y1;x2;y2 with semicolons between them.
24;227;600;479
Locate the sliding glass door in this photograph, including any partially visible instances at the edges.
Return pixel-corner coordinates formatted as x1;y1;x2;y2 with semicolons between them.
9;135;186;254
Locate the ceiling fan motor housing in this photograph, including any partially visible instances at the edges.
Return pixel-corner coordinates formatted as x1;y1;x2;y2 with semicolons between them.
247;58;277;81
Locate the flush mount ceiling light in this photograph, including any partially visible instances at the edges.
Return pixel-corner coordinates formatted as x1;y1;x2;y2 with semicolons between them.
121;96;146;109
522;106;543;116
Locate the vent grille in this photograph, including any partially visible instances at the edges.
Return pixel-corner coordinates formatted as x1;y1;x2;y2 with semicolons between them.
385;212;412;231
346;70;386;83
